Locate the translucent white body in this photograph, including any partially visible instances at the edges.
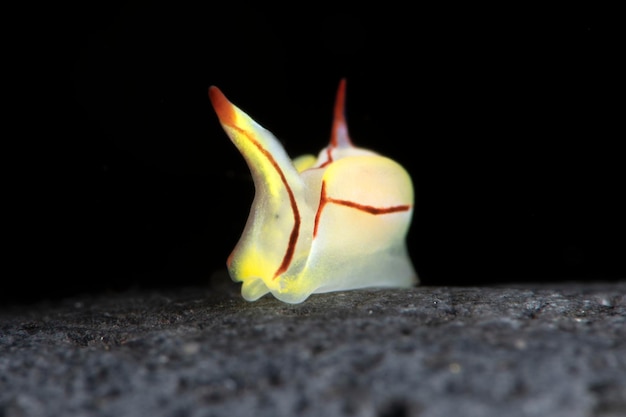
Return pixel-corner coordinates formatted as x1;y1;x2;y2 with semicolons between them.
209;80;417;304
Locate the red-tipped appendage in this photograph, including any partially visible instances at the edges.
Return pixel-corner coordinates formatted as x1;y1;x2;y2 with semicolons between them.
209;85;301;280
329;78;352;149
209;86;237;128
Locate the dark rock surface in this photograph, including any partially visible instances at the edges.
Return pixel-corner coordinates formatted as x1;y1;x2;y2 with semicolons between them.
1;278;625;417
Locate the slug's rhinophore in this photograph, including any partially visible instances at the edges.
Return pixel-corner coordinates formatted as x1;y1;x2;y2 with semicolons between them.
209;79;417;304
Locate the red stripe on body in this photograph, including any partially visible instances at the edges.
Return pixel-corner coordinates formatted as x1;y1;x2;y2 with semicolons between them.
313;180;410;237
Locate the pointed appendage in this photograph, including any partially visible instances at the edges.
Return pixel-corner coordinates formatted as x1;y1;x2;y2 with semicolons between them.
330;78;352;149
208;86;312;300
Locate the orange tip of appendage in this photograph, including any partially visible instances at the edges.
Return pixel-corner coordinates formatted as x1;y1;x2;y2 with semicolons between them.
208;86;237;128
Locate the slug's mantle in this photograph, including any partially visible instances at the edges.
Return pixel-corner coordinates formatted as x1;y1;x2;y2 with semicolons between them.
209;79;417;304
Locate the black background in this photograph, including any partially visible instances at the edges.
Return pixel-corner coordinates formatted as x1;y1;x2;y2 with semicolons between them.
6;2;623;305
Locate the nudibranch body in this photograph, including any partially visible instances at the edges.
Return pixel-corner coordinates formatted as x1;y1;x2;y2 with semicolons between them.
209;79;417;304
